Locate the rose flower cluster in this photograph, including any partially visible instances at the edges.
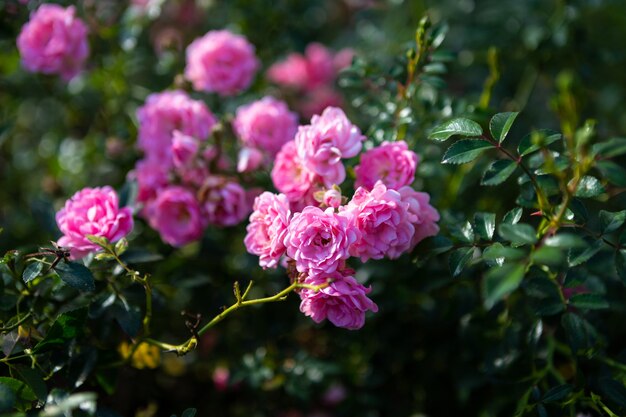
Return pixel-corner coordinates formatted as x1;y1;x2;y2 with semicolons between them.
245;107;440;330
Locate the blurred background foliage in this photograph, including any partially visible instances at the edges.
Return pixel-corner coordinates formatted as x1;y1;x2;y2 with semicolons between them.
2;0;626;416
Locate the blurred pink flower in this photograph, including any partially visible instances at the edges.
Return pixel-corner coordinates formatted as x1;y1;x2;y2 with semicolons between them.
295;107;364;187
299;275;378;330
56;186;133;259
199;176;250;227
185;30;259;96
342;182;415;261
237;147;265;173
271;141;319;209
298;87;344;120
137;90;216;163
244;192;292;269
147;186;205;246
17;4;89;81
233;97;298;156
171;130;200;168
284;206;358;277
131;158;170;205
354;141;418;190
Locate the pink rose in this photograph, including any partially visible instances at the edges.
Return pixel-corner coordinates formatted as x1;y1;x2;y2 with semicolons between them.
56;186;133;259
266;53;309;89
342;182;415;261
131;158;170;205
298;87;344;120
333;48;355;72
398;186;440;252
284;206;358;277
244;192;292;269
199;176;250;227
17;4;89;81
322;188;342;208
185;30;259;96
299;275;378;330
147;186;205;246
354;141;418;190
271;141;319;208
137;90;216;162
171;130;200;168
302;43;335;90
233;97;298;156
295;107;364;187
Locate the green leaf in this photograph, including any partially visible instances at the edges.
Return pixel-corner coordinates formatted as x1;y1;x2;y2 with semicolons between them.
517;131;562;156
568;240;603;267
0;383;15;413
112;303;142;337
561;312;597;354
474;212;496;240
617;250;626;285
569;293;609;310
531;247;564;267
498;223;538;245
592;137;626;158
181;409;197;417
596;160;626;187
544;234;587;249
542;384;573;403
489;112;519;143
449;248;474;277
22;262;43;284
482;263;525;310
450;221;474;243
599;210;626;234
13;365;47;403
33;308;88;353
54;262;95;292
428;118;483;141
574;176;605;198
481;159;517;186
442;139;493;164
599;378;626;408
0;377;36;411
503;207;523;225
482;243;526;262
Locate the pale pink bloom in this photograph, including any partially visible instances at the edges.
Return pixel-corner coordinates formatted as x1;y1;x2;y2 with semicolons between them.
333;48;355;72
397;186;440;253
137;90;216;162
56;186;133;259
200;176;250;227
342;182;415;261
271;141;319;207
299;275;378;330
266;53;309;89
131;158;170;205
295;107;364;187
298;87;344;119
185;30;259;96
17;4;89;81
354;141;418;190
302;43;335;90
233;97;298;155
147;186;205;246
237;147;264;173
171;130;200;168
284;206;358;277
244;192;291;268
322;188;342;208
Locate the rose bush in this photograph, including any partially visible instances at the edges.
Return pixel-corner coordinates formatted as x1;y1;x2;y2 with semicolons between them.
2;1;626;417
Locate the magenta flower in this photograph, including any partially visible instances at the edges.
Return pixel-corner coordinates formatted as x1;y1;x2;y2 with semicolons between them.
146;186;205;247
185;30;259;96
284;206;358;277
266;53;309;89
299;275;378;330
233;97;298;156
322;188;342;209
244;192;292;269
171;130;200;168
398;186;440;253
295;107;364;187
17;4;89;81
342;182;415;261
237;147;265;173
298;87;344;119
56;186;133;259
200;176;250;227
137;90;217;163
355;141;418;190
271;141;319;208
131;158;170;205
